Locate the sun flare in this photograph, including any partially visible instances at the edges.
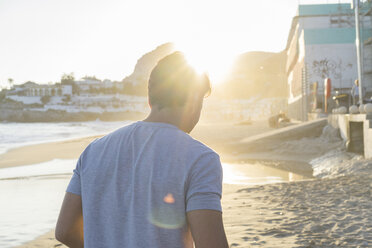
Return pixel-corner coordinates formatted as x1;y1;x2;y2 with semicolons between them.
175;40;238;86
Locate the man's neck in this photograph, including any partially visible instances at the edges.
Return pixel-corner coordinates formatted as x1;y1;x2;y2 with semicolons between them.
143;108;186;132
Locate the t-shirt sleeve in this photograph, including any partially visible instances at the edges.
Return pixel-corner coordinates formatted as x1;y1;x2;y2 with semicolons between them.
66;156;82;196
186;153;223;213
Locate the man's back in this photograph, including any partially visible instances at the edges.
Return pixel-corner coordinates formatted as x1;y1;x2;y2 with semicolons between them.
66;121;223;247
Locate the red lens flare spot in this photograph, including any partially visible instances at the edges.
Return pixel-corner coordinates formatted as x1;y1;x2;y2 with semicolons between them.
163;193;175;204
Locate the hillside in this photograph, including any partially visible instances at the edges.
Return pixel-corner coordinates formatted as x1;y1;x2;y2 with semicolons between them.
121;44;287;99
216;51;287;99
121;42;175;95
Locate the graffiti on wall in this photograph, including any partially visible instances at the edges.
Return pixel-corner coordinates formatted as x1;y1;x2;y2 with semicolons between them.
310;58;353;81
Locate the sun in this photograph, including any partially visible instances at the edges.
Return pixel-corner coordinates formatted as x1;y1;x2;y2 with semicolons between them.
175;40;237;86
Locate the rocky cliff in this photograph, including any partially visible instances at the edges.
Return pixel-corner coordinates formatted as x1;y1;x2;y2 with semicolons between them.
121;43;175;95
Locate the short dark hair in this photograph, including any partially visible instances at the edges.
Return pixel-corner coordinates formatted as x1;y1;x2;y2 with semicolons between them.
148;52;211;109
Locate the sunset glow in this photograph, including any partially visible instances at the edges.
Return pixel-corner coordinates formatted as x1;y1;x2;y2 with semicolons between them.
0;0;352;86
1;0;371;247
176;40;238;85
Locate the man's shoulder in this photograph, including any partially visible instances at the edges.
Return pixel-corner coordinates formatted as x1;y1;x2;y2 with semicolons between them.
83;122;138;149
184;135;219;160
84;121;219;159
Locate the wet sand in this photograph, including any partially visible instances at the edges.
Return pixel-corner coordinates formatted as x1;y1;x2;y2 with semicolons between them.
0;136;101;169
18;173;372;248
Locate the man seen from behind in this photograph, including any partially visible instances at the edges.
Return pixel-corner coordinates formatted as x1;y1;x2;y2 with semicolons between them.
55;51;229;248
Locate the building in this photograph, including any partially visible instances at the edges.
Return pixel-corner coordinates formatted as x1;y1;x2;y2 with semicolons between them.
285;3;372;121
102;79;114;88
364;4;372;87
8;82;72;97
74;78;117;92
74;79;102;92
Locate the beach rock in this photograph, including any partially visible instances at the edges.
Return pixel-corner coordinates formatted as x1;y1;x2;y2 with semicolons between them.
122;43;175;95
359;104;365;114
349;105;359;114
338;106;347;114
364;103;372;114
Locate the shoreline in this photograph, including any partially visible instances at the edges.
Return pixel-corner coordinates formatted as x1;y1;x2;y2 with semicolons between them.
0;120;274;169
0;108;147;122
0;135;102;169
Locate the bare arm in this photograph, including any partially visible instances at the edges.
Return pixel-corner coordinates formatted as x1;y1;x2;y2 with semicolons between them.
187;210;229;248
55;192;84;248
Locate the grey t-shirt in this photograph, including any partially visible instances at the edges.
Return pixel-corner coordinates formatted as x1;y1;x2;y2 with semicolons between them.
67;121;223;248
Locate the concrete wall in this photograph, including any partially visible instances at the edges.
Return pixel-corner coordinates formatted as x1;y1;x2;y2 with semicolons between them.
305;44;357;91
288;96;307;121
329;113;372;158
364;42;372;92
236;118;327;151
286;23;300;73
365;121;372;158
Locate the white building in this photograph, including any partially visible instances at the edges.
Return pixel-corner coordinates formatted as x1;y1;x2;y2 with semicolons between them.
102;79;114;88
286;3;372;121
74;79;102;92
61;85;73;95
8;82;72;97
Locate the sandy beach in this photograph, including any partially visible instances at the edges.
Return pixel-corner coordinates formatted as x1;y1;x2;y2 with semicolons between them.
16;174;372;248
5;120;372;248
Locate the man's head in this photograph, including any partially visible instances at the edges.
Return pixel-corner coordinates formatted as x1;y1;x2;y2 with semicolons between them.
147;52;211;133
355;79;359;86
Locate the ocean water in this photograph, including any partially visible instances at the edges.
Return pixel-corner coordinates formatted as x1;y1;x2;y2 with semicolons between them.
0;120;131;155
222;162;310;185
0;160;76;248
0;120;132;247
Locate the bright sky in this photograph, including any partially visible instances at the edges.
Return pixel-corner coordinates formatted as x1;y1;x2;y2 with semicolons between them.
0;0;351;87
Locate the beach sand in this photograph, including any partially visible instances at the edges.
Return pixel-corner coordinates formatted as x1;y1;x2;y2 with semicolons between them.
8;120;372;247
17;174;372;248
223;175;372;247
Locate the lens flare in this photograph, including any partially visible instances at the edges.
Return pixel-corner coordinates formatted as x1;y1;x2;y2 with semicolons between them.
163;193;175;204
148;193;185;229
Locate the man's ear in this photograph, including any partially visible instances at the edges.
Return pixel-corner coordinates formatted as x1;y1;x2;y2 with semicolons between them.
189;95;200;113
194;94;204;108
